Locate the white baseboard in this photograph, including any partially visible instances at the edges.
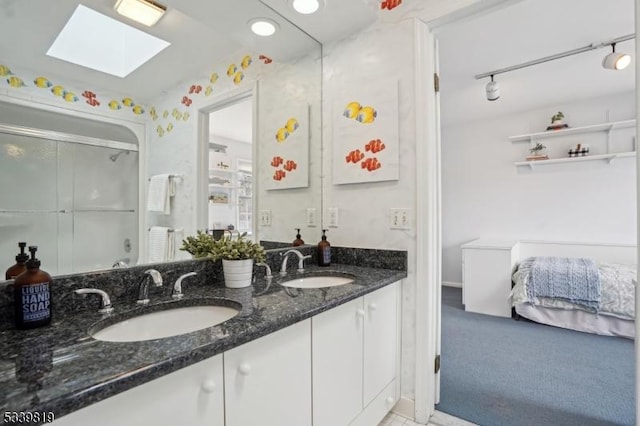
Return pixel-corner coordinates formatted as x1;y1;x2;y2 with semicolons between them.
442;281;462;288
392;396;415;420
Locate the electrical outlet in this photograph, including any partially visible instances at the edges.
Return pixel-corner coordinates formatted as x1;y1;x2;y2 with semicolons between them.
307;208;317;227
328;208;339;227
260;210;272;226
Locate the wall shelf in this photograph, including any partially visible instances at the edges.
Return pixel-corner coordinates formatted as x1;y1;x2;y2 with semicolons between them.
515;151;635;169
509;119;635;143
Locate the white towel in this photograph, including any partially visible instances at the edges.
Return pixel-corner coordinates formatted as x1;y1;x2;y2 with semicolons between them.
148;227;172;263
148;174;172;214
172;228;184;261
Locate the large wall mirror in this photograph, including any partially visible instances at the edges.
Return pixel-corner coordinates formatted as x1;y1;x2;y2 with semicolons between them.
0;0;322;276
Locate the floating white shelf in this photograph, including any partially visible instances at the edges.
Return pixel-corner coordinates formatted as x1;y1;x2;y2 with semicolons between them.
515;152;635;169
509;119;636;143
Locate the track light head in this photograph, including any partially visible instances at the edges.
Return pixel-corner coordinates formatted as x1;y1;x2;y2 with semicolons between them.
485;75;500;101
602;43;631;70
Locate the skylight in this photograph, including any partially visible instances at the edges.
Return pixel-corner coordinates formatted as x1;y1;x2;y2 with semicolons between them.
47;4;170;78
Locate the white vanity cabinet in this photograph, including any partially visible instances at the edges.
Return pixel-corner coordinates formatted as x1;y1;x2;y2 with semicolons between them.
312;282;400;426
223;319;312;426
51;354;224;426
48;283;401;426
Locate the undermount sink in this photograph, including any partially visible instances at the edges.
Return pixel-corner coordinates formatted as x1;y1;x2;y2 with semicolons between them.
279;274;355;289
91;304;240;342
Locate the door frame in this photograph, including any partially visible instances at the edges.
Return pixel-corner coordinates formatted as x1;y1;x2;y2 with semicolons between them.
415;1;640;423
196;84;258;237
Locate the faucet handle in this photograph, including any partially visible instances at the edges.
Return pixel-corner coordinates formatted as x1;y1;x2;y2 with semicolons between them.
75;288;114;314
297;255;312;273
145;269;163;286
256;262;272;279
173;272;197;299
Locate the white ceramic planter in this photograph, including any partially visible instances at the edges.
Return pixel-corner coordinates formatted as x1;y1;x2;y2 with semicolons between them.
222;259;254;288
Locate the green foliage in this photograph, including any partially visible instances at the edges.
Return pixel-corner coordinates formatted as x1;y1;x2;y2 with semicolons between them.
181;230;266;263
529;142;546;154
551;111;564;123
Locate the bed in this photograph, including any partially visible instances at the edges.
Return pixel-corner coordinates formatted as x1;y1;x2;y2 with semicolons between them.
509;241;637;339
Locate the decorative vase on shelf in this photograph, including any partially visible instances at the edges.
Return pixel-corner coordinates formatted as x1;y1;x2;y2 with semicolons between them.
222;259;254;288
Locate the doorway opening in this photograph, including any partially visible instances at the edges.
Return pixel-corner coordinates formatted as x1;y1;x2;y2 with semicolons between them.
206;96;255;239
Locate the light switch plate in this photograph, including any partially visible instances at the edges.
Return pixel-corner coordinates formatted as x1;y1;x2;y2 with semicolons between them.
390;208;410;230
260;210;272;226
328;207;339;227
307;208;317;227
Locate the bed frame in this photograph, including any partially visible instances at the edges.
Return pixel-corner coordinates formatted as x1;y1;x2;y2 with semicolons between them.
512;240;637;338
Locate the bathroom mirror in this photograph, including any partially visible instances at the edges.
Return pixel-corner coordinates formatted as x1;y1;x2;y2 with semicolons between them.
0;0;322;275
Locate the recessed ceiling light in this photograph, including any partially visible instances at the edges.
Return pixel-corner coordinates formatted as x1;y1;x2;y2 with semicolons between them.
291;0;322;14
114;0;167;27
46;5;170;78
249;18;279;36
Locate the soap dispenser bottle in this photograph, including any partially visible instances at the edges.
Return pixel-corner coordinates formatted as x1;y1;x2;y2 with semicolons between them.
317;229;331;267
13;246;52;329
293;228;305;247
6;242;29;280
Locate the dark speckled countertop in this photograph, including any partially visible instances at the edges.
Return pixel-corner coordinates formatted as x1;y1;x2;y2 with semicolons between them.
0;262;406;424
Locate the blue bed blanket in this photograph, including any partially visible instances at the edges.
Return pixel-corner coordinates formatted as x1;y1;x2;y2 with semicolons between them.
523;256;602;311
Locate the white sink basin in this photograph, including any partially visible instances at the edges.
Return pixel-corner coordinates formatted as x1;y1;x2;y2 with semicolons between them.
91;305;240;342
279;275;354;289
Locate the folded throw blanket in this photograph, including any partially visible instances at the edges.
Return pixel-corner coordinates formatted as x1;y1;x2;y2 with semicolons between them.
526;256;601;311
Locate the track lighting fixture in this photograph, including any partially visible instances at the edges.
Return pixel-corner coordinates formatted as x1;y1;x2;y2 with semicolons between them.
475;33;634;101
602;43;631;70
485;75;500;101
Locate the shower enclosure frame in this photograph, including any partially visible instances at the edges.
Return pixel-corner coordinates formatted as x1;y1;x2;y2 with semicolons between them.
0;96;148;274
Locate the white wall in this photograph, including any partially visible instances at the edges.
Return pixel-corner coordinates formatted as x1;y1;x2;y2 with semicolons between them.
322;0;479;404
442;91;637;284
147;47;322;250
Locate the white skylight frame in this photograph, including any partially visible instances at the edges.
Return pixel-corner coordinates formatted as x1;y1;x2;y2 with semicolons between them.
47;4;170;78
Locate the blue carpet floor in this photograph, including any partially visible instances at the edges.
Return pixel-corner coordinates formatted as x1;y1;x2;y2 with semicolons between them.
437;287;635;426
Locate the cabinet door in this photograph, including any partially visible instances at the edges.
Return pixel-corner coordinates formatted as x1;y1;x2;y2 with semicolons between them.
312;297;364;426
51;354;224;426
363;282;398;405
224;319;312;426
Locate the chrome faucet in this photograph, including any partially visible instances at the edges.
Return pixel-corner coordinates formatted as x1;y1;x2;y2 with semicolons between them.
172;272;197;299
280;250;312;276
137;269;163;305
256;262;273;279
112;258;129;268
74;288;114;314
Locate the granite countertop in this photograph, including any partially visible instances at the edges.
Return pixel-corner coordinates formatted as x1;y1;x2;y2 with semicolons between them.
0;263;406;423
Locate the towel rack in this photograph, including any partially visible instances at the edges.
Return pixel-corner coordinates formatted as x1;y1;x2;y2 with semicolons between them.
147;174;183;182
148;228;175;232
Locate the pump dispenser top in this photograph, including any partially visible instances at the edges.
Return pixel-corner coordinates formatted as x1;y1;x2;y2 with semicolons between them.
317;229;331;266
6;242;29;280
13;246;53;329
293;228;305;247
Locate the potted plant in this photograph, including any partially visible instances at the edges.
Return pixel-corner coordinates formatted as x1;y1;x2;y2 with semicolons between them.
551;111;565;124
529;142;547;156
181;230;266;288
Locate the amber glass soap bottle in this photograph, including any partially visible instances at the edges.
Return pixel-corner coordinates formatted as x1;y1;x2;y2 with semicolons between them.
317;229;331;267
13;246;53;329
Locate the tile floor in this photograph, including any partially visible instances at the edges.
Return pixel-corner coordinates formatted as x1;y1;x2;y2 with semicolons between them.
379;410;477;426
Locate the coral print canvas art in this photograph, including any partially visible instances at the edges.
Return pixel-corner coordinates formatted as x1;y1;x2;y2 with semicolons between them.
332;82;399;184
263;105;309;190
